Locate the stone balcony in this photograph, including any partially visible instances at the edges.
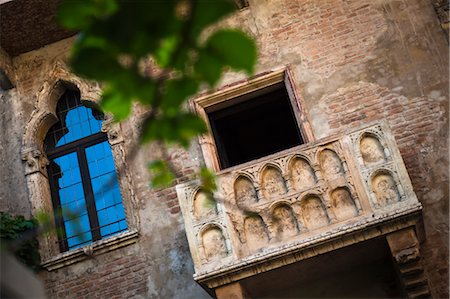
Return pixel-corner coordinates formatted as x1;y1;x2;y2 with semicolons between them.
176;121;423;290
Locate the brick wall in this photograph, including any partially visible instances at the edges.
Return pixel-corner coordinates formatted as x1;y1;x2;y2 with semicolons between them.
2;0;447;298
42;247;148;299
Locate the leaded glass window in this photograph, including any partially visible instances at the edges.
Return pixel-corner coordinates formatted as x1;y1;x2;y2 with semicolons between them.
45;90;127;251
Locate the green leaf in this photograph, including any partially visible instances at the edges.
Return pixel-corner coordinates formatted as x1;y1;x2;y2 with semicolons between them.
57;0;118;30
191;0;236;38
200;167;217;193
100;87;132;121
194;50;224;86
176;113;207;147
141;113;206;147
154;35;179;68
161;78;199;116
205;29;257;74
89;1;180;57
148;160;176;188
70;47;123;81
74;34;111;51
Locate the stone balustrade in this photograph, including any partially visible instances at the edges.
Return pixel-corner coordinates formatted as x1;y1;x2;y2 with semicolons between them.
176;121;422;288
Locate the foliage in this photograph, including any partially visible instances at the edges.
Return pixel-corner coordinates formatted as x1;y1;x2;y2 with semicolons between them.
0;212;41;272
58;0;257;188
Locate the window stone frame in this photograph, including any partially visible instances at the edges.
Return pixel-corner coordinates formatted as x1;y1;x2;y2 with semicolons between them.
190;66;315;172
21;61;139;270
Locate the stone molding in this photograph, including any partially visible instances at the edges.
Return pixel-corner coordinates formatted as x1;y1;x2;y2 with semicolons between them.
176;121;424;289
190;67;315;172
41;230;139;271
20;60;140;267
387;228;432;298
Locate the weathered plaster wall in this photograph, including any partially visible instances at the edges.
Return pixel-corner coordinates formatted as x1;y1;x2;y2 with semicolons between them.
7;38;209;298
2;0;448;298
0;49;31;216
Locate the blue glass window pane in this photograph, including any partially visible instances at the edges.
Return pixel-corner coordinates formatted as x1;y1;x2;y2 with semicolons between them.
55;106;103;147
52;152;93;249
45;91;105;150
65;214;93;249
86;141;127;238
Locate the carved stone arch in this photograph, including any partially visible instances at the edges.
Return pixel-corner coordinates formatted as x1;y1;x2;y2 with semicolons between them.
24;61;102;151
198;223;229;261
286;154;314;170
299;194;330;230
192;188;217;220
233;174;258;208
358;132;387;165
317;148;345;179
370;169;402;207
287;155;317;191
20;64;138;265
269;202;299;239
330;187;358;221
259;164;287;200
243;215;269;251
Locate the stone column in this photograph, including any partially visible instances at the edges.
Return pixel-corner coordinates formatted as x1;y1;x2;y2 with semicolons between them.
21;147;59;260
386;228;432;299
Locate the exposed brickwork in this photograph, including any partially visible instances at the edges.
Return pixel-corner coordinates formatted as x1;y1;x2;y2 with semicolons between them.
1;0;447;298
235;0;387;78
41;248;148;299
321;82;446;198
320;81;448;298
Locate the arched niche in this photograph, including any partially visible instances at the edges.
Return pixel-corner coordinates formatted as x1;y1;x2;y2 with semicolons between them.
193;190;217;219
372;172;400;207
330;187;358;221
289;157;316;191
244;215;269;251
360;134;386;165
300;196;329;230
234;176;258;207
261;166;287;200
319;149;343;178
202;225;228;261
272;204;298;239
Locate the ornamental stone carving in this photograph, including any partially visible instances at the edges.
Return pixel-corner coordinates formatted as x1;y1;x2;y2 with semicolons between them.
234;176;258;207
360;135;385;165
289;157;316;191
202;226;227;261
244;216;269;251
176;121;422;286
319;149;343;178
261;166;287;200
101;118;124;145
194;191;217;220
272;204;298;239
372;173;400;206
331;187;358;221
300;196;329;229
21;148;49;176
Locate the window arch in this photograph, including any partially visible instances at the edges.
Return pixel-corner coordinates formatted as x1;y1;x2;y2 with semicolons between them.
45;90;127;252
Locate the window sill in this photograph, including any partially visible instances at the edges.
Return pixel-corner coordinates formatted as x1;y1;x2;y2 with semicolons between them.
41;230;139;271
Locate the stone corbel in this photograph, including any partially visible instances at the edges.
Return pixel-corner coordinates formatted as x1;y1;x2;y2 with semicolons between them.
386;228;432;298
101;118;124;145
21;148;49;176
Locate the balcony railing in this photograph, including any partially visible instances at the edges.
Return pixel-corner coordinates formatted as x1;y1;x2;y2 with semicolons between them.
176;121;422;288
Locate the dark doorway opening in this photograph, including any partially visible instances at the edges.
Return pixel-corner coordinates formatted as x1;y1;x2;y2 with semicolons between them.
207;84;303;169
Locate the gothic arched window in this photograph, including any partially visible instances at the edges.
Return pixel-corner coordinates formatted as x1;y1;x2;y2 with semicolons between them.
45;90;127;252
